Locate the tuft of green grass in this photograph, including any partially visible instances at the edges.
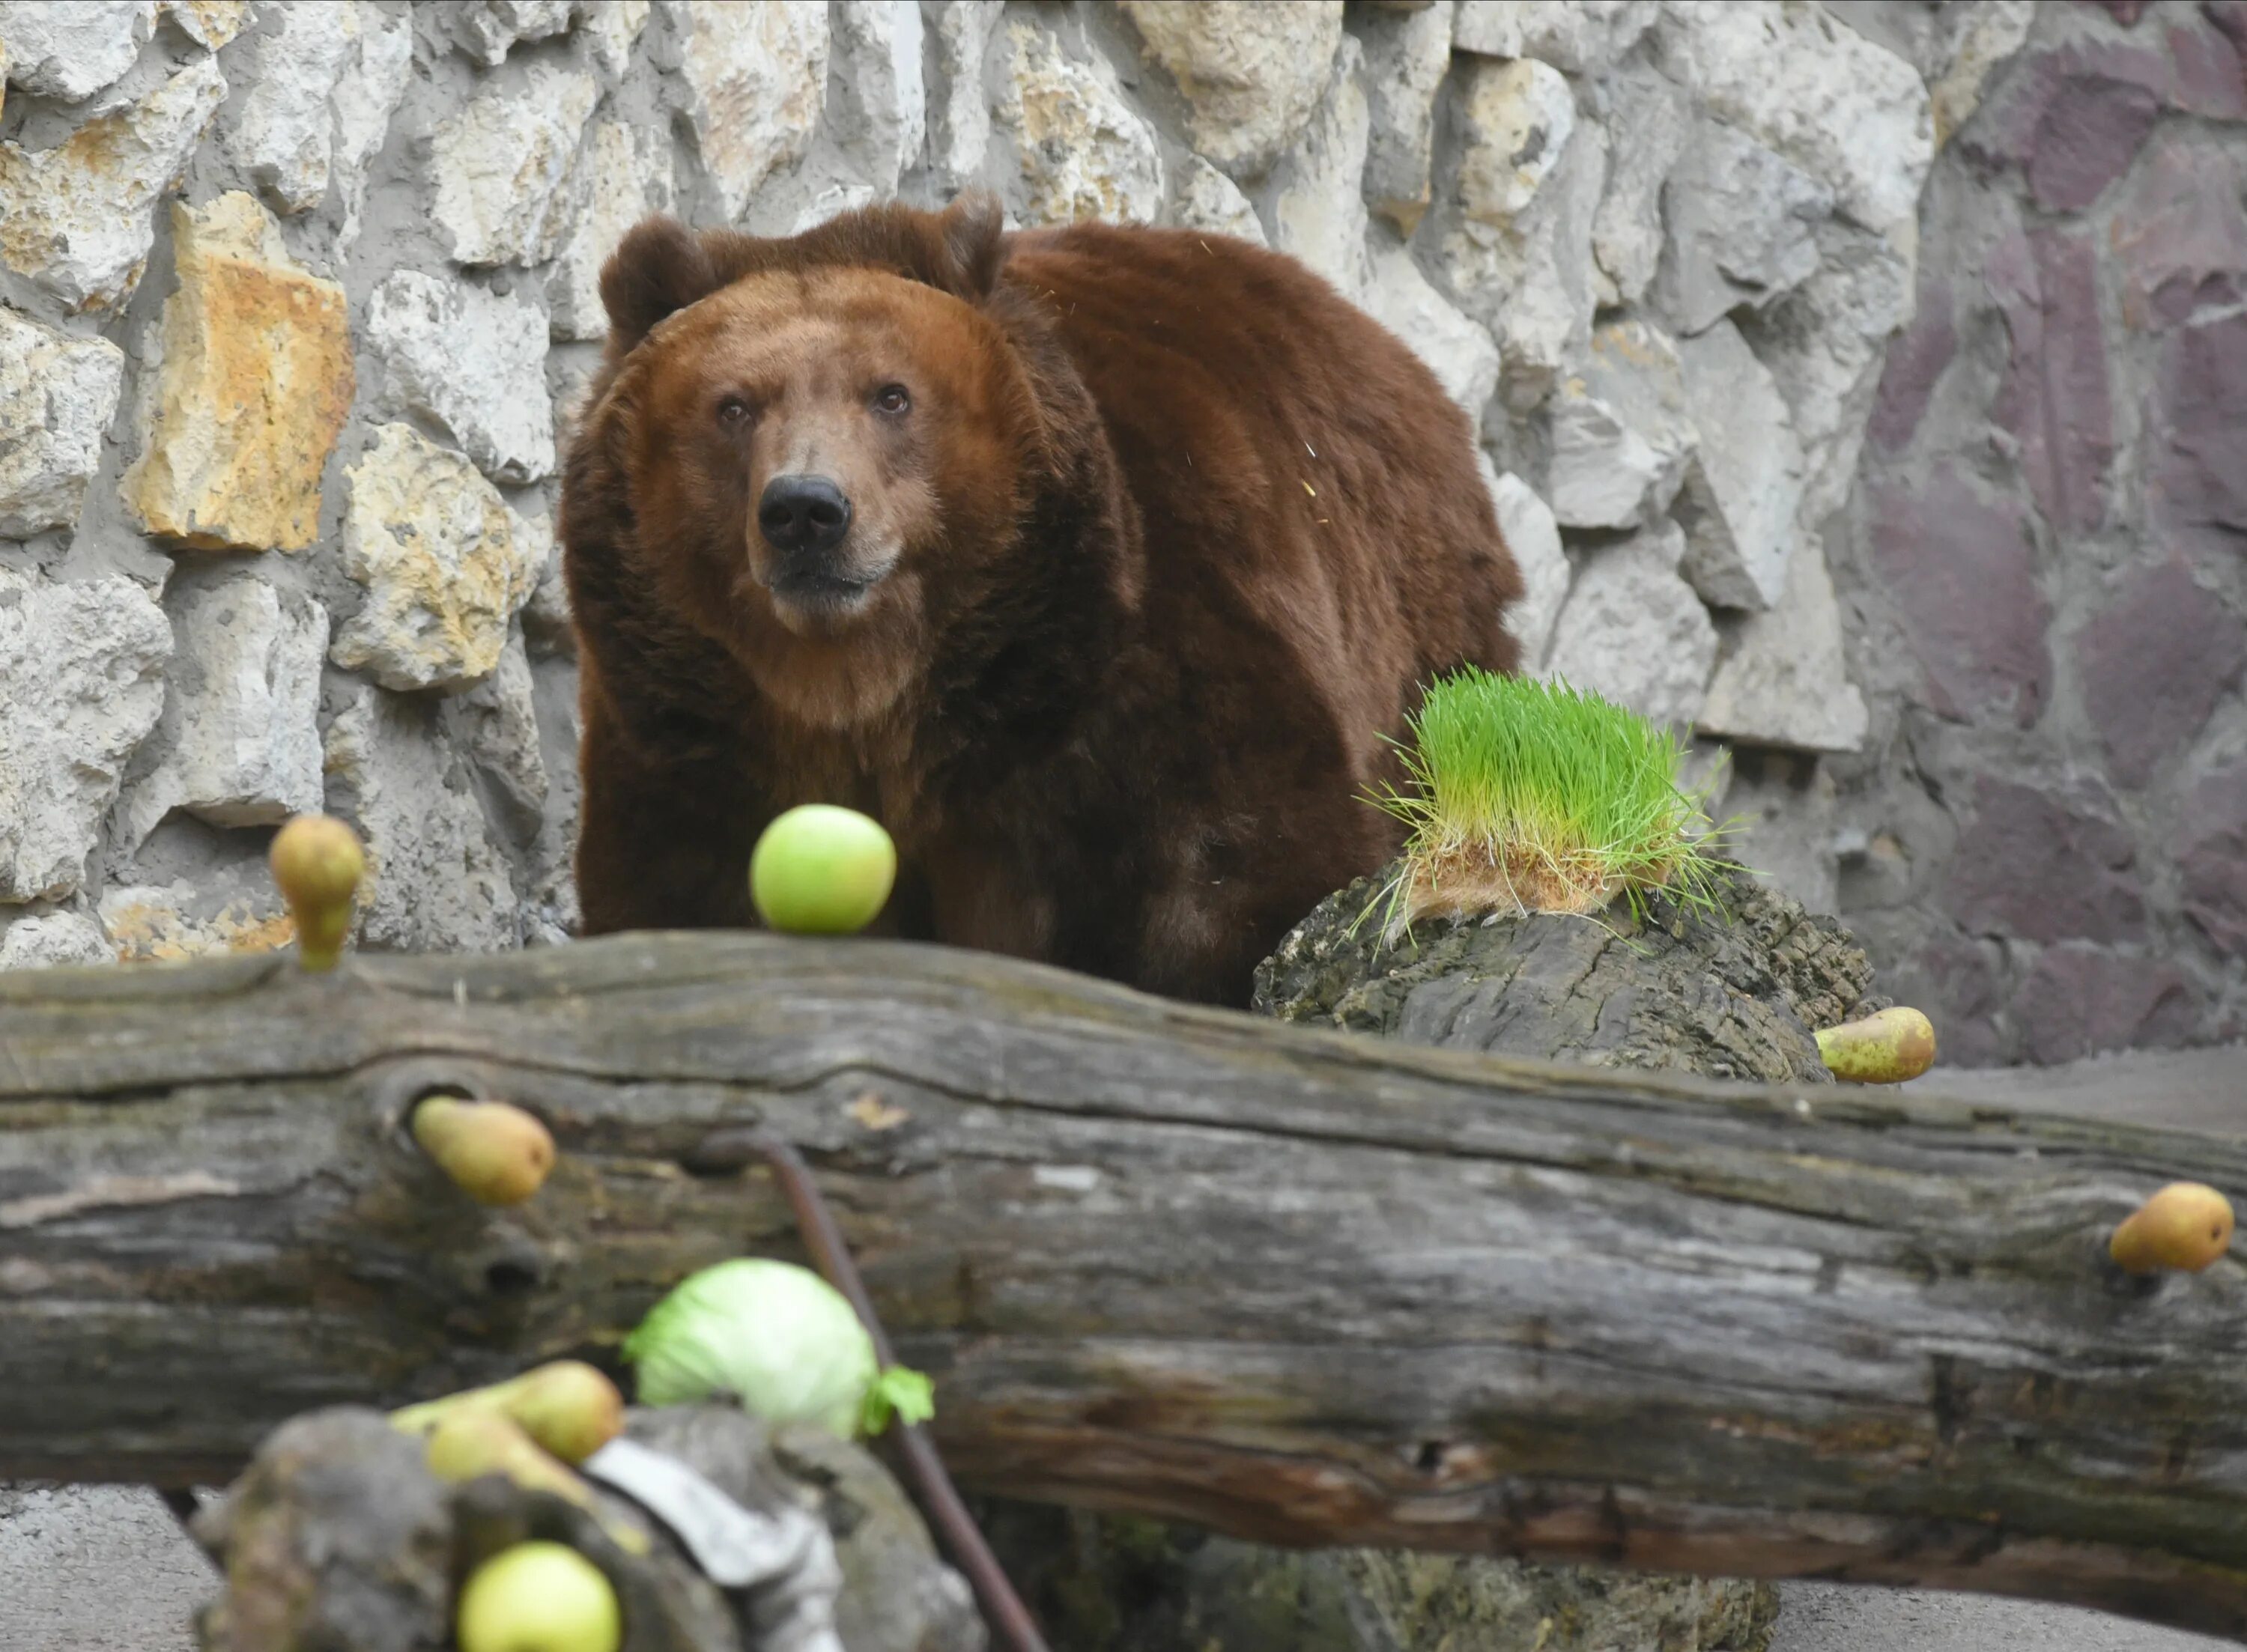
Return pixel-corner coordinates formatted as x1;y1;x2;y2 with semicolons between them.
1363;667;1736;940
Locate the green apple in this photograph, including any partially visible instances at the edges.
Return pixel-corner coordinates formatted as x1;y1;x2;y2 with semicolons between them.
749;804;897;935
455;1541;621;1652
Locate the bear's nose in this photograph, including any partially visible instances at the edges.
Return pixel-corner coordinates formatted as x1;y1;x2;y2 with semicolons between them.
758;474;853;556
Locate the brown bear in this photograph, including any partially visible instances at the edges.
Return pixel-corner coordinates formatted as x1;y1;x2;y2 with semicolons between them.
561;195;1523;1006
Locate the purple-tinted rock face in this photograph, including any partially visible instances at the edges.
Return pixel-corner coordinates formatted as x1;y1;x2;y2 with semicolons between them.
2032;73;2164;209
1840;4;2242;1066
1988;227;2112;530
2110;134;2247;330
1866;467;2051;727
1906;933;2009;1067
2166;16;2247;118
2180;760;2247;955
2204;0;2247;61
2010;943;2198;1064
1968;41;2170;210
2074;559;2247;788
1867;263;1956;455
1944;776;2144;944
2149;312;2247;553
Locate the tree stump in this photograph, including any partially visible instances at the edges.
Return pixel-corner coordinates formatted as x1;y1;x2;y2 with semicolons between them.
1252;869;1882;1081
984;871;1885;1651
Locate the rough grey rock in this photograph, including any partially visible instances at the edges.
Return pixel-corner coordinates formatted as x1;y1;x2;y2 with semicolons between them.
1485;462;1569;669
0;0;152;103
0;309;125;538
788;180;877;235
1547;318;1698;531
925;0;1000;190
661;0;829;220
1700;537;1870;756
1452;53;1574;222
1357;0;1452;232
1656;119;1835;338
0;911;114;970
1723;749;1842;914
442;630;548;838
327;0;413;255
428;62;599;267
995;18;1163;226
156;0;247;51
831;0;925;196
1118;0;1343;183
322;681;519;953
222;0;361;214
1652;2;1932;244
0;54;227;312
1752;222;1914;524
580;0;650;78
1262;35;1371;297
1436;54;1603;407
1364;240;1499;415
441;0;579;67
1169;153;1265;246
520;511;575;658
1674;318;1806;611
0;569;172;904
1543;519;1719;730
114;574;328;851
1923;0;2035;150
548;119;673;341
1593;64;1693;308
366;270;557;485
1453;0;1658;75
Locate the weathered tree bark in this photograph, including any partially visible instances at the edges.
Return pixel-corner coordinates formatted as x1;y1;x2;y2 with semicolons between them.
988;871;1882;1651
7;936;2247;1639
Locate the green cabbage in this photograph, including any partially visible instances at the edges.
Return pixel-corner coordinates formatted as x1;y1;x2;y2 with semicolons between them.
621;1259;934;1439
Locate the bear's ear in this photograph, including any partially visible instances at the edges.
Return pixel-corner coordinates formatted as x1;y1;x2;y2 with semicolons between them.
599;215;723;353
931;192;1007;303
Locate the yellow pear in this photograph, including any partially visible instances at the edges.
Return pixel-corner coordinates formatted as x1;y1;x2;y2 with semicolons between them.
2110;1182;2235;1275
1814;1006;1937;1084
267;814;363;971
411;1097;555;1206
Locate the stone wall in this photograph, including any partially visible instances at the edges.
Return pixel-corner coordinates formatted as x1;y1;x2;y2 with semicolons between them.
1828;0;2247;1066
0;1;1983;1050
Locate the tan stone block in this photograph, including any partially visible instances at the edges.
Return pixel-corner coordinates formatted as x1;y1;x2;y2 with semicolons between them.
121;192;355;552
330;423;540;693
100;881;296;964
160;0;249;49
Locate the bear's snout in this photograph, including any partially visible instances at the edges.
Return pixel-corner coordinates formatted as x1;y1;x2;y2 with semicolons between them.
756;473;880;611
758;473;854;558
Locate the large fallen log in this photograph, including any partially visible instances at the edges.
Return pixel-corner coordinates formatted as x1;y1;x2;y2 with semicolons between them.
5;936;2247;1639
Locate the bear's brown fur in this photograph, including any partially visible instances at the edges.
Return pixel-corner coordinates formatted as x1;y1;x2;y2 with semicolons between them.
562;195;1523;1005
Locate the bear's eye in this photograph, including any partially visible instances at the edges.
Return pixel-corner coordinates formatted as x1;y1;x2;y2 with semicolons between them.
873;383;911;416
716;395;750;426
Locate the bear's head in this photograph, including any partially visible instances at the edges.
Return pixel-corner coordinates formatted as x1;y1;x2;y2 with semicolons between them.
586;195;1052;730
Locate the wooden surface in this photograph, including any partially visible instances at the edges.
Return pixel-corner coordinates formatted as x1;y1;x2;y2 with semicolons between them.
6;935;2247;1639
